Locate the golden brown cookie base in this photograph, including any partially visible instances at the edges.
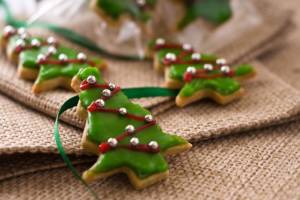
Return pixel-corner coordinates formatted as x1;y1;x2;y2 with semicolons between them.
17;64;39;81
83;167;169;190
6;48;18;64
153;55;165;74
32;77;73;94
164;67;183;89
176;88;245;107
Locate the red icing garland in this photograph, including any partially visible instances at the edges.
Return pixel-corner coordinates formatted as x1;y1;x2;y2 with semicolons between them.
37;58;102;68
80;80;159;154
163;56;218;66
154;43;186;51
184;68;235;82
156;43;221;66
14;41;55;53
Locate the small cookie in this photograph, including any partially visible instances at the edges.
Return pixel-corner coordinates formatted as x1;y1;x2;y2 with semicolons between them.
1;26;107;94
168;63;256;107
149;38;256;107
71;67;192;189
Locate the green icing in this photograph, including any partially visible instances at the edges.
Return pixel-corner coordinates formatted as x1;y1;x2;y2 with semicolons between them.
180;78;240;97
234;64;254;76
172;64;254;97
35;47;80;83
19;46;49;69
77;67;188;178
96;0;156;22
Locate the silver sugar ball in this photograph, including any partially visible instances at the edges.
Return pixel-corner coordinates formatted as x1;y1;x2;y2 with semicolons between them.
102;89;111;97
16;39;25;48
77;52;87;61
186;66;197;74
4;25;15;35
37;54;46;63
95;99;105;107
130;137;139;146
204;64;213;71
47;36;57;45
216;58;227;65
125;125;135;133
58;54;68;62
155;38;165;46
136;0;146;6
148;141;159;149
107;138;118;147
144;114;154;122
165;52;176;61
182;43;192;51
221;66;231;74
108;82;116;90
119;107;127;115
31;39;41;47
86;75;96;84
47;46;57;55
191;53;201;61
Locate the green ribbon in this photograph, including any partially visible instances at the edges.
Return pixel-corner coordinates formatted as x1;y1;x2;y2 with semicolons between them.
122;87;179;98
0;0;143;60
54;95;100;199
54;87;178;199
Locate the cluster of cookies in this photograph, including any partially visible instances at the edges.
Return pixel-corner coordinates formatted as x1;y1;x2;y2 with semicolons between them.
1;25;107;94
148;38;256;107
0;26;192;189
0;25;255;189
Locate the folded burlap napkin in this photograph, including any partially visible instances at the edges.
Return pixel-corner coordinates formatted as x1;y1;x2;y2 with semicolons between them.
1;119;300;200
0;153;93;182
0;0;291;130
0;0;297;196
1;60;300;155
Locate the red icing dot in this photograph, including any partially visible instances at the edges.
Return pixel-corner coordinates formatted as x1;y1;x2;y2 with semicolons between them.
98;142;111;154
14;46;23;53
183;72;193;82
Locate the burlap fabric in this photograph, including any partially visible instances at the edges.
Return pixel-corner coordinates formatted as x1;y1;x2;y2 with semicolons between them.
2;60;300;155
2;120;300;200
0;0;291;129
0;153;93;182
1;0;300;199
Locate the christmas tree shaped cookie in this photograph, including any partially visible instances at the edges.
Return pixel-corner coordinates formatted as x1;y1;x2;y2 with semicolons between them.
149;38;256;107
1;26;107;93
71;67;192;189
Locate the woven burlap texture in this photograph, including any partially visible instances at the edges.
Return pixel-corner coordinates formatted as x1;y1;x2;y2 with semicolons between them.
0;0;291;130
1;1;300;198
0;153;93;182
2;119;300;200
1;60;300;155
